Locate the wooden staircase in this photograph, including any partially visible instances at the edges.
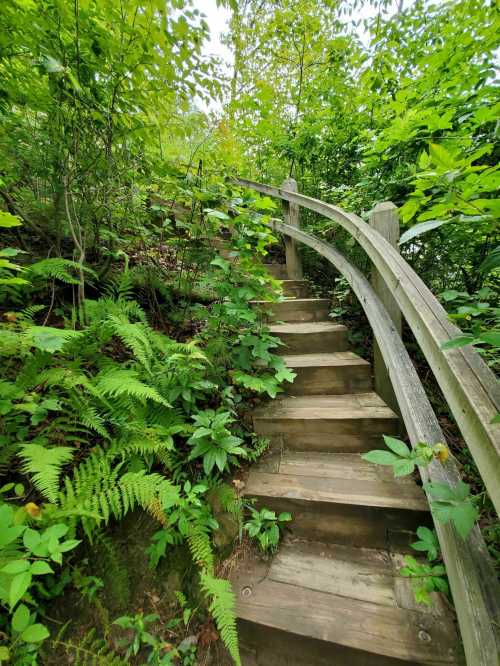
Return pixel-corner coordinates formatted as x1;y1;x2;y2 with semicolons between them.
231;264;462;666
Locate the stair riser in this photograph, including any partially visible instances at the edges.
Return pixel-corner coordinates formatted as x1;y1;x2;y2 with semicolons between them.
237;620;424;666
247;495;429;549
265;264;288;279
285;365;372;396
254;418;399;453
281;281;309;298
275;330;349;354
253;300;330;323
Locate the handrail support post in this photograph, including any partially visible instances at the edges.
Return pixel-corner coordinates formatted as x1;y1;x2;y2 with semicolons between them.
281;178;303;280
369;202;402;417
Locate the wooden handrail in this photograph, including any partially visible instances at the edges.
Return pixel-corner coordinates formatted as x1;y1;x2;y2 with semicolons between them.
268;217;500;666
235;177;500;517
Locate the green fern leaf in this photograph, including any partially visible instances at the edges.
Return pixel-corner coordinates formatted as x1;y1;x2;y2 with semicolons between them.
19;443;74;502
200;572;241;666
95;368;170;407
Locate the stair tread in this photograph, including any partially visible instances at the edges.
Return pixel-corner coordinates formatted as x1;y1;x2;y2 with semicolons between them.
253;392;397;420
232;539;460;664
270;322;347;334
245;451;427;511
282;352;369;368
250;298;330;305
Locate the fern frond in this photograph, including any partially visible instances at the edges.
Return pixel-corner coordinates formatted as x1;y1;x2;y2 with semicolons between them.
52;628;128;666
17;304;46;323
19;443;74;502
95;368;170;407
188;524;215;574
107;315;153;371
200;572;241;666
213;483;242;517
79;406;109;438
28;258;96;285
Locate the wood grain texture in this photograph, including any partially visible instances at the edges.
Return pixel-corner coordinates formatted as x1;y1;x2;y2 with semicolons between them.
280;279;310;298
269;321;348;354
282;178;303;279
253;393;399;452
282;352;372;395
369;202;402;417
250;298;330;322
232;540;462;664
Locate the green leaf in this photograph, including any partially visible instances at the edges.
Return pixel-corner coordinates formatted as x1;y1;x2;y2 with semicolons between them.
383;436;411;458
2;560;30;574
9;571;32;608
21;623;49;643
429;143;456;169
393;459;415;477
30;561;54;575
0;211;22;228
12;604;30;633
451;502;478;540
361;450;399;465
479;331;500;347
441;336;475;350
399;219;449;245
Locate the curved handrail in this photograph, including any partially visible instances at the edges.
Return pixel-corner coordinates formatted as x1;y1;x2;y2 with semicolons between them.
269;218;500;665
235;177;500;516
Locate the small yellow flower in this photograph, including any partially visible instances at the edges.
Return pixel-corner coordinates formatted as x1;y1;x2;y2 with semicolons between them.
24;502;42;518
433;443;449;463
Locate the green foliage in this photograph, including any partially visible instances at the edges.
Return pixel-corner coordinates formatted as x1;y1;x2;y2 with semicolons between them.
200;572;241;666
0;502;79;660
423;481;479;541
188;410;246;475
244;506;292;553
411;527;441;562
399;555;449;607
51;628;128;666
361;436;449;477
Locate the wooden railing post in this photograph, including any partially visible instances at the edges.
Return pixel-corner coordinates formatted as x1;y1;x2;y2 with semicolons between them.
281;178;303;279
369;202;402;417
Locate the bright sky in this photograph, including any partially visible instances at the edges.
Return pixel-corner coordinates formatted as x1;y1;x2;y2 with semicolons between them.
193;0;414;110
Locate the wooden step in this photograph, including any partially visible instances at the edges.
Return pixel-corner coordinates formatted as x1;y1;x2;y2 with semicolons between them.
251;298;330;323
243;451;428;547
280;279;309;298
282;352;371;395
270;322;348;354
232;539;461;665
253;393;399;452
264;263;288;279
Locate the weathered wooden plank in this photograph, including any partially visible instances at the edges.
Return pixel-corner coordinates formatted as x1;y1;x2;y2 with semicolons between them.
369;202;402;418
232;543;462;664
282;178;303;279
282;352;372;395
269;321;348;354
240;209;500;665
251;298;330;322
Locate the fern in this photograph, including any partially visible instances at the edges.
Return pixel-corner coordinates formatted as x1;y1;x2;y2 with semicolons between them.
51;628;127;666
188;524;215;574
95;368;170;407
28;258;96;285
106;314;154;371
19;443;74;501
200;572;241;666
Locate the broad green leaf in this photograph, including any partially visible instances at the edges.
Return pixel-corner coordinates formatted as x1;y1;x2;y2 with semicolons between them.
441;336;476;350
2;559;30;574
393;459;415;477
9;571;32;608
0;211;22;228
479;331;500;347
361;450;399;465
12;603;30;633
383;435;411;458
21;623;49;643
30;561;54;575
451;502;478;540
399;219;449;245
